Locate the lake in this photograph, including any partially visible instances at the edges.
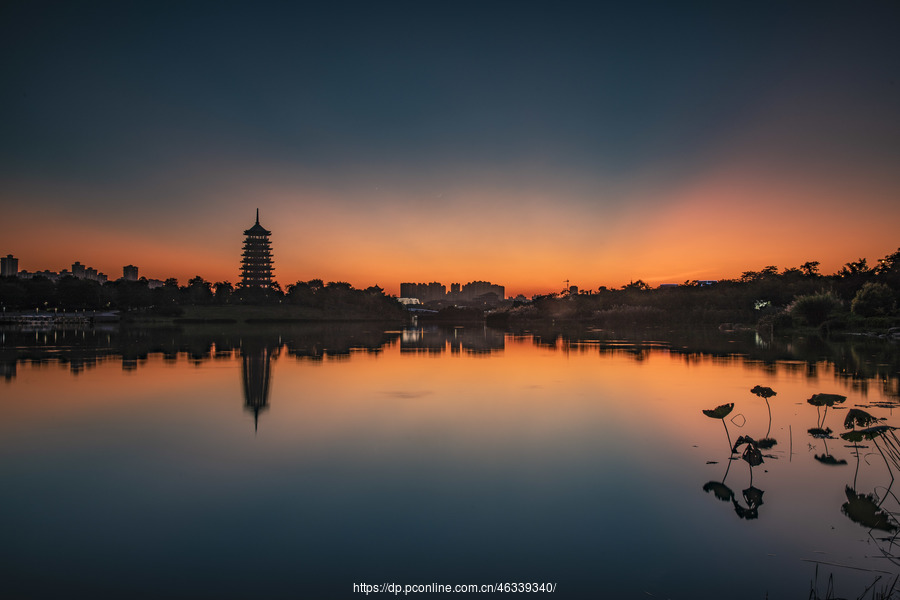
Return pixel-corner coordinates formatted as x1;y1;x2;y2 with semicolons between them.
2;324;899;598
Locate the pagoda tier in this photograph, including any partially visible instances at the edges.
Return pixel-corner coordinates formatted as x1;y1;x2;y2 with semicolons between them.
240;210;274;288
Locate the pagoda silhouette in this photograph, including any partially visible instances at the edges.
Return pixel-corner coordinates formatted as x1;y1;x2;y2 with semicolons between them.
240;209;274;288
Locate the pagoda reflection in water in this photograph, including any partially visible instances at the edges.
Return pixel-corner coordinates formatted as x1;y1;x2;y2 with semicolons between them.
241;339;276;432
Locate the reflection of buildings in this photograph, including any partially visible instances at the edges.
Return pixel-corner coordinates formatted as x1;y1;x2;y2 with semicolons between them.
241;340;274;432
240;210;274;289
400;327;505;355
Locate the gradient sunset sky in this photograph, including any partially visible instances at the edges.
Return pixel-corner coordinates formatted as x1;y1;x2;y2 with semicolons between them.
2;1;898;296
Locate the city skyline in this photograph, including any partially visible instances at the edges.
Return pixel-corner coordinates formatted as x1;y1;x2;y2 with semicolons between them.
2;2;899;297
2;214;899;298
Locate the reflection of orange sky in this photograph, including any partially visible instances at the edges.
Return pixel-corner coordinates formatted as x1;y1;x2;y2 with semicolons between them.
6;336;891;581
6;336;885;455
4;333;895;533
3;161;898;296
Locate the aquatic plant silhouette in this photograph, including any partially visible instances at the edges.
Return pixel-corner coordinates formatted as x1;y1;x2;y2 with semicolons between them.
807;393;847;429
732;434;765;492
703;480;735;502
841;408;896;484
703;403;734;450
844;408;885;430
733;435;764;466
725;436;767;519
750;385;777;442
841;486;898;532
808;427;847;466
703;457;735;503
732;486;764;520
841;422;899;492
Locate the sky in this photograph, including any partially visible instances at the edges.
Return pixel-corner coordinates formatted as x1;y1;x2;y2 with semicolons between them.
1;1;899;296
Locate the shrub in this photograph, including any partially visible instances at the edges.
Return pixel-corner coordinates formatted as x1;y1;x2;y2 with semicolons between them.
788;292;843;326
851;282;895;317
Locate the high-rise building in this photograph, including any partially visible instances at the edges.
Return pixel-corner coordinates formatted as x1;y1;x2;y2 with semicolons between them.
123;265;138;281
240;209;274;288
1;254;18;277
71;261;86;279
399;282;446;302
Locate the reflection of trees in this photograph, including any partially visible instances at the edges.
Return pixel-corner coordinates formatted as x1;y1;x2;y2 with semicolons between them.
512;326;900;402
0;324;401;433
0;324;400;377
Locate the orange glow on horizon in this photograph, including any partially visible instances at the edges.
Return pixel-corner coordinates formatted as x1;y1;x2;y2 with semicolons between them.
3;163;898;297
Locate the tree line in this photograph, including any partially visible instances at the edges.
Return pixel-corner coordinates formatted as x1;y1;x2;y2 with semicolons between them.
0;275;401;317
510;248;900;329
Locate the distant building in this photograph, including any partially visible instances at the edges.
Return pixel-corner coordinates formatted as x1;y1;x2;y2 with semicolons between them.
71;261;86;279
123;265;138;281
1;254;18;277
401;279;505;304
460;281;504;302
400;282;446;303
240;209;274;288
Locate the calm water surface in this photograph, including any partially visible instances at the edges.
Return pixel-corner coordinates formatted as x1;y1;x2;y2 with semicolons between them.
2;325;899;598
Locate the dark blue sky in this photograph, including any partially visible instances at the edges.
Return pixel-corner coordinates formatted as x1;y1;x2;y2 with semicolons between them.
2;1;898;291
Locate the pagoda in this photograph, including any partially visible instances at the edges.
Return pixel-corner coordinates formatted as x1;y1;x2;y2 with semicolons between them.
240;209;274;288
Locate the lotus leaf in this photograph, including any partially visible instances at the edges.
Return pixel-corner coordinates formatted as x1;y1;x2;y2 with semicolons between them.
807;427;833;438
842;486;898;532
732;435;756;452
732;486;765;520
742;445;764;467
807;393;847;407
750;385;776;399
814;454;847;466
840;425;896;443
702;481;735;502
702;403;734;419
843;408;882;430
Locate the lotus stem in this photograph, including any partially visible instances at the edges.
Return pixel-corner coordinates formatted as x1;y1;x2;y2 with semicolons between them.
722;420;733;451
